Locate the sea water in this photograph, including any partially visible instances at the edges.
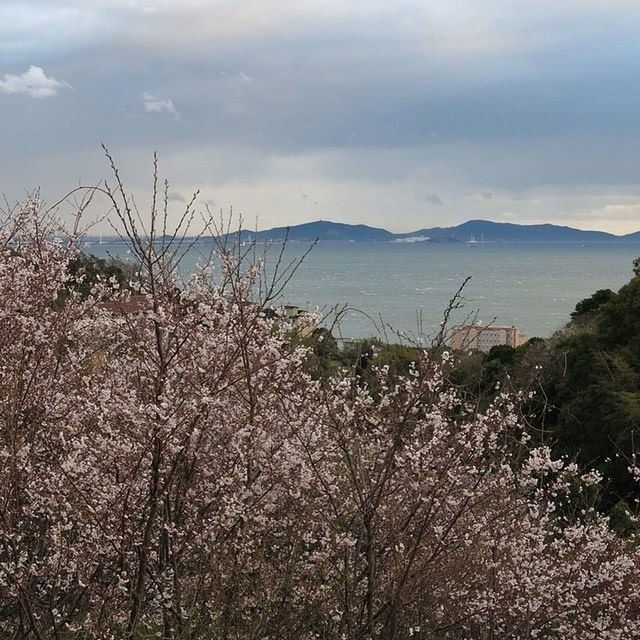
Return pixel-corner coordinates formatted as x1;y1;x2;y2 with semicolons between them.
89;240;640;341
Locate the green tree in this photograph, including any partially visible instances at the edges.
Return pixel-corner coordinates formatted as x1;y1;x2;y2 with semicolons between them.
571;288;615;320
598;277;640;348
58;252;133;304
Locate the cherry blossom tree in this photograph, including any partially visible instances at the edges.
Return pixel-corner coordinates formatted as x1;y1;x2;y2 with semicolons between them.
1;178;639;639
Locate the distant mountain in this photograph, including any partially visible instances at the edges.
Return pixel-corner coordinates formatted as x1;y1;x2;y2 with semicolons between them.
228;220;394;242
224;219;640;243
410;220;619;242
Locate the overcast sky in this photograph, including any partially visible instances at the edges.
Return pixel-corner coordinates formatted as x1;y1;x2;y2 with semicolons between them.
2;0;640;233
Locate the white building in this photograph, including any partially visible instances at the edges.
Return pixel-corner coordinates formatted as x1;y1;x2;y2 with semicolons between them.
449;324;527;353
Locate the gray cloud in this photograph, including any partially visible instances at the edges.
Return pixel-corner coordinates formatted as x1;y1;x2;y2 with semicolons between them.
425;194;444;206
2;2;640;233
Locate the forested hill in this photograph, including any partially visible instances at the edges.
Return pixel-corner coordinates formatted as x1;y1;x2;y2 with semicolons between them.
229;220;394;242
412;219;625;242
224;219;639;242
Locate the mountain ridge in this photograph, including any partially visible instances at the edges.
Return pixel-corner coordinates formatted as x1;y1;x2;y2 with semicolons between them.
227;219;640;242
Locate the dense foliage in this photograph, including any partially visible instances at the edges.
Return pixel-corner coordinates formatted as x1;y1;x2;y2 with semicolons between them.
439;265;640;533
1;200;640;640
541;268;640;523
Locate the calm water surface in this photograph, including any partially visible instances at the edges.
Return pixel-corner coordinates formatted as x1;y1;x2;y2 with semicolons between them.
90;241;640;341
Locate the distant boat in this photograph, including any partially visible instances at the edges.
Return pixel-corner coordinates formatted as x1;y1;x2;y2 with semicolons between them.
466;235;480;247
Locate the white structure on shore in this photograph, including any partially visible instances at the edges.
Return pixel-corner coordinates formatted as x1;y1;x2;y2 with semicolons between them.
449;323;527;352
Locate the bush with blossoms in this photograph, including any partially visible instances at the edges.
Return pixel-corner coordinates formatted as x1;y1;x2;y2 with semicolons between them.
1;191;639;640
